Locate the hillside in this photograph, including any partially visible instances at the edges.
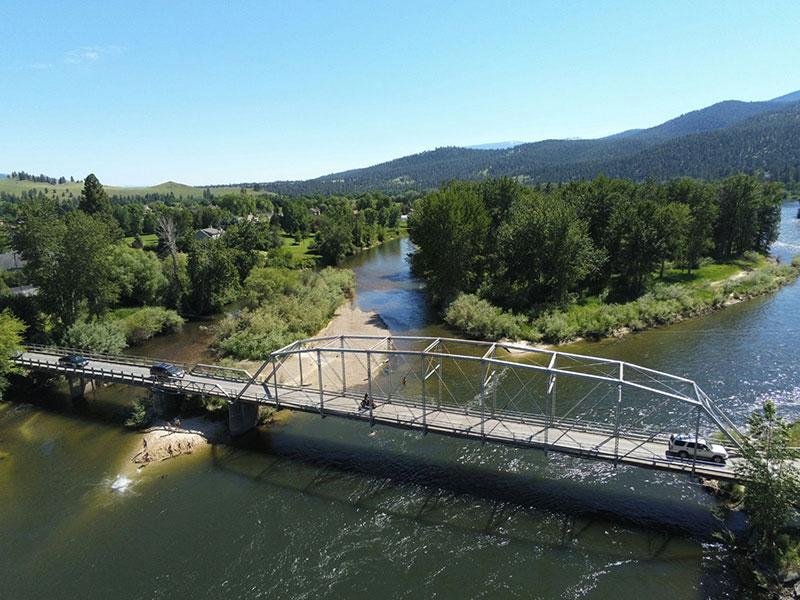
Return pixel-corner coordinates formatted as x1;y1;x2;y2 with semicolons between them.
0;178;204;199
264;93;800;196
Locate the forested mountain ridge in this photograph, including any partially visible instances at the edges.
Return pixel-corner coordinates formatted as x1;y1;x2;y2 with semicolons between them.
263;94;800;196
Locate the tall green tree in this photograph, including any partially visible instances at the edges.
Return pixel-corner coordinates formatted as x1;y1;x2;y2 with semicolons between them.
313;206;355;265
12;197;119;327
608;197;662;296
408;184;490;303
654;201;691;278
78;173;111;215
666;179;717;273
735;400;799;562
187;240;239;314
280;199;311;236
108;245;168;306
497;194;600;305
754;181;783;253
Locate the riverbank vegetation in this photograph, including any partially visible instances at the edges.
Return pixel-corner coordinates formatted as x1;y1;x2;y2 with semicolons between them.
0;174;410;358
211;267;354;359
409;175;791;344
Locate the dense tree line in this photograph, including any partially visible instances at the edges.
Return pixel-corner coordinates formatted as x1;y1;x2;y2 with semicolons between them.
310;194;402;264
9;171;77;185
409;176;783;308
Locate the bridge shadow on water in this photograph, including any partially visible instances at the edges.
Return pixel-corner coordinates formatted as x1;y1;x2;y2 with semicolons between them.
218;425;747;554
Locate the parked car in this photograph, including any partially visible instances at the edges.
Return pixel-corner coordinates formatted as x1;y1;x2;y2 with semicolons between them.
669;434;728;464
58;354;89;368
149;363;186;379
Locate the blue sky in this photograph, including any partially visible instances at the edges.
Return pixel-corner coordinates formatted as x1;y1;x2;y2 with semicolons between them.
1;0;798;186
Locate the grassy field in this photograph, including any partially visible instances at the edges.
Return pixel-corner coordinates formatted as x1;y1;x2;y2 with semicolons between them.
123;234;159;250
0;177;277;201
660;256;767;286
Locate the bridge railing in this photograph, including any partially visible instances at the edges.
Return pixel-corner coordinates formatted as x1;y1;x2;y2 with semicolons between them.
22;343;188;370
261;336;743;456
12;354;235;400
248;383;731;477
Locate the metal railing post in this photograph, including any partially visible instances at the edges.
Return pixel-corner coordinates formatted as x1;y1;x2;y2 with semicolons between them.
692;404;701;478
421;354;427;433
491;344;498;418
614;363;623;462
437;344;442;411
480;359;486;440
341;335;347;394
317;350;324;416
298;351;304;387
367;350;373;426
272;356;280;407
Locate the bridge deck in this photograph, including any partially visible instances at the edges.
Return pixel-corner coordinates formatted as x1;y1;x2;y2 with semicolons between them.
14;350;740;481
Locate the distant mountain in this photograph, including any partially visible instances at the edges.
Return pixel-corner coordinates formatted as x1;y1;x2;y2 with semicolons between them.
466;141;526;150
770;90;800;103
263;91;800;196
0;174;7;179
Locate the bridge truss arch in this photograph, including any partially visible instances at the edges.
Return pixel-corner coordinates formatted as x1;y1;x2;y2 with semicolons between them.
239;335;744;478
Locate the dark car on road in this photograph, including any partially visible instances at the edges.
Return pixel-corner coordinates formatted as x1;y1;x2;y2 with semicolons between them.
149;363;186;379
58;355;89;368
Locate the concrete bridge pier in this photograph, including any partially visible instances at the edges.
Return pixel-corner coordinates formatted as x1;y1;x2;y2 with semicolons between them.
229;400;259;436
151;388;180;416
67;376;90;400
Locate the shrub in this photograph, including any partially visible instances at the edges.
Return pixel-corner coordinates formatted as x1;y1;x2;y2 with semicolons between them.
535;311;578;343
443;294;525;340
212;267;355;359
116;307;184;345
64;320;127;354
697;256;715;268
742;250;763;265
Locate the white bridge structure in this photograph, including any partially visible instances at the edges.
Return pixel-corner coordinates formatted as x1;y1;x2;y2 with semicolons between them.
13;336;745;481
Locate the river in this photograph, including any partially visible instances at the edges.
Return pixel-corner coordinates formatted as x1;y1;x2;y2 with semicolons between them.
1;203;799;599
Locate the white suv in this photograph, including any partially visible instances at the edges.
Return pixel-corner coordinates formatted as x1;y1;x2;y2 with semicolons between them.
669;434;728;464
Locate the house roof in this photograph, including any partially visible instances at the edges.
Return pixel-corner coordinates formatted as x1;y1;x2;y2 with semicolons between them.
195;227;224;239
0;252;26;271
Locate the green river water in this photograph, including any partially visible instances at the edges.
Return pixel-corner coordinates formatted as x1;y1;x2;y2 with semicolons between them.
2;203;800;599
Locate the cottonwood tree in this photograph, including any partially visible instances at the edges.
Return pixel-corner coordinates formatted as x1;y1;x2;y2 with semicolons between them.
186;240;239;314
12;197;119;327
735;400;800;562
497;194;600;305
156;214;183;308
408;184;490;304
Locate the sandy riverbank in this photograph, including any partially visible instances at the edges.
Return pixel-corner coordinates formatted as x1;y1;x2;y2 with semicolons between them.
125;302;389;473
126;416;228;473
276;302;390;392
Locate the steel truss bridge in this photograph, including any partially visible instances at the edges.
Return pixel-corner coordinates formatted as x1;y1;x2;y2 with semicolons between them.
13;336;745;481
